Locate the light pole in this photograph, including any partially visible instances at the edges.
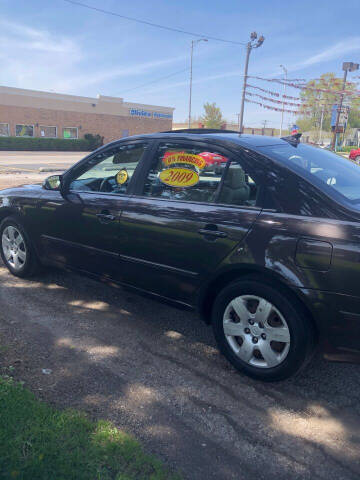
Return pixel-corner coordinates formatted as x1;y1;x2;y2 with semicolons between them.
238;32;265;133
279;64;287;136
331;62;359;151
188;38;208;129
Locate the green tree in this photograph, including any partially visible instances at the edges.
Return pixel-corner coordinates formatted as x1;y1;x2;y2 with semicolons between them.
348;107;360;128
296;73;359;131
201;102;224;129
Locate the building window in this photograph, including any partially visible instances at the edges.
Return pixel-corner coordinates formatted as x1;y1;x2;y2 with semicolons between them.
63;127;78;139
0;123;9;136
16;124;34;137
40;126;57;138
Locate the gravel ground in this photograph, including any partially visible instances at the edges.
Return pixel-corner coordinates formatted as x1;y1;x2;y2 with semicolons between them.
0;169;360;480
0;172;49;189
0;151;85;189
0;264;360;480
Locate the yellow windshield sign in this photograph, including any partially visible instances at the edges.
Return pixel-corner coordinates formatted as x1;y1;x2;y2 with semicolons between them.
116;169;128;185
159;167;199;188
163;152;206;170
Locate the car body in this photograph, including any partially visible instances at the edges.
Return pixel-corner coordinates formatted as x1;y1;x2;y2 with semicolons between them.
2;130;360;381
349;147;360;163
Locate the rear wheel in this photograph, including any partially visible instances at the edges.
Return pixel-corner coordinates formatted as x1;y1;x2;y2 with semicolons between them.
0;217;40;278
212;278;315;381
355;156;360;165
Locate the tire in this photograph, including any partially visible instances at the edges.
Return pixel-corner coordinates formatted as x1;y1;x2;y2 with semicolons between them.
355;156;360;165
212;277;315;381
0;216;41;278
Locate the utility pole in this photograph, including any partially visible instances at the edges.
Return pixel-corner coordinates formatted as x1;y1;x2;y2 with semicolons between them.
318;104;325;145
238;32;265;133
188;38;208;129
279;64;287;137
238;42;251;132
331;62;359;151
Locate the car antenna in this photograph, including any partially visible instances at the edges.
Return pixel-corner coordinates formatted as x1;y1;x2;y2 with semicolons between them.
281;133;302;146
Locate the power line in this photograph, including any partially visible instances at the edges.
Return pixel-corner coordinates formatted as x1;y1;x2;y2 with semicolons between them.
119;67;189;94
62;0;247;45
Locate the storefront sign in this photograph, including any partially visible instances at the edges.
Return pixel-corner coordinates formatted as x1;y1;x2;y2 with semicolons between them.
129;109;172;119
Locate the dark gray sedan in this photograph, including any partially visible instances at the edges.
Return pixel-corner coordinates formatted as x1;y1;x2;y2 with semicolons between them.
1;130;360;381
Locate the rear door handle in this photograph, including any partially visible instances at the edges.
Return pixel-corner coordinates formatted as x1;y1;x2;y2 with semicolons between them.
198;228;228;238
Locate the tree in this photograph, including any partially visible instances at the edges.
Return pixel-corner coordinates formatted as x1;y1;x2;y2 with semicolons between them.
348;106;360;129
201;102;224;129
296;73;359;132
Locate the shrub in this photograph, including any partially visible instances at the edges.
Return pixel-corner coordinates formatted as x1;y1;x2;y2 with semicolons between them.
84;133;104;150
338;145;357;153
0;136;93;151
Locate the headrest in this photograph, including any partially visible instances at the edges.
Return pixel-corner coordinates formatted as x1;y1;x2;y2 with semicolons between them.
224;167;246;189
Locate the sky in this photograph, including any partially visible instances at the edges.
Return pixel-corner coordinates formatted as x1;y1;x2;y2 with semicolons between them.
0;0;360;128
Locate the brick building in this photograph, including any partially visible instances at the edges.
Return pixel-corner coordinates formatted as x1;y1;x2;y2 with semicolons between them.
0;85;174;144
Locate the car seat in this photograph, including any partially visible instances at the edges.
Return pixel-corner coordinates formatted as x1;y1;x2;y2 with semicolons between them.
218;167;250;205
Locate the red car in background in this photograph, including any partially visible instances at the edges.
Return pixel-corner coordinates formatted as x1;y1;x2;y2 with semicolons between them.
198;151;228;169
163;150;228;172
349;148;360;164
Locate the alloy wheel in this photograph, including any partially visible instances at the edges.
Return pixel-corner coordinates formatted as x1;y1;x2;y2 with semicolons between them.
2;226;27;271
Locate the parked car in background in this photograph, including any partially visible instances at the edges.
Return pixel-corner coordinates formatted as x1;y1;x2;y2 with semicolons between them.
2;129;360;381
349;147;360;163
163;149;228;173
198;151;228;173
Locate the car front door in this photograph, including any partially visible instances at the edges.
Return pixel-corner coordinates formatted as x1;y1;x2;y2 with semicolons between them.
38;140;151;279
117;139;264;305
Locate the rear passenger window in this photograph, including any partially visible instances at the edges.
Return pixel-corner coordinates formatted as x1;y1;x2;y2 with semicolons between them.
142;142;259;207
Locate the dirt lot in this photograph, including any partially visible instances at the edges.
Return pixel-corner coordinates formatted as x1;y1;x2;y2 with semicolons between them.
0;164;360;479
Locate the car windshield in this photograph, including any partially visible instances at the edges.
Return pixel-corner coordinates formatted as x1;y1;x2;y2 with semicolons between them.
260;143;360;205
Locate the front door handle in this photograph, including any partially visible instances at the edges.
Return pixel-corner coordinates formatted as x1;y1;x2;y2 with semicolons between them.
96;212;116;223
198;228;228;238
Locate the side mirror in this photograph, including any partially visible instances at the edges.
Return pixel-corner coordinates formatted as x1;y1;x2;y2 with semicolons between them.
43;175;62;191
43;173;83;204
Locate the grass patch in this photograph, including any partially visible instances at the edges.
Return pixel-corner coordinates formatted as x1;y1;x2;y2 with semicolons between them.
0;376;180;480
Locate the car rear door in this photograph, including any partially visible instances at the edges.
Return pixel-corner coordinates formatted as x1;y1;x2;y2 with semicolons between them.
38;140;151;279
117;139;264;305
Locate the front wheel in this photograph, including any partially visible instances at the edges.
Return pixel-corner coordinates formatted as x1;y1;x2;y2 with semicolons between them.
212;278;315;381
0;217;40;278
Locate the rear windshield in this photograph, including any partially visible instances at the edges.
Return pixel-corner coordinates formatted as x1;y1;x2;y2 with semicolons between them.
260;143;360;205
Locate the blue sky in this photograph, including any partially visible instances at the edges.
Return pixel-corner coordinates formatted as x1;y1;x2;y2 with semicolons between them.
0;0;360;128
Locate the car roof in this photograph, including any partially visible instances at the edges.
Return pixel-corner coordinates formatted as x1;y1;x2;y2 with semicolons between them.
118;131;286;149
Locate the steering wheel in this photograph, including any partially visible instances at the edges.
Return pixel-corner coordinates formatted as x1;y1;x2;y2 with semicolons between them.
313;169;337;184
99;176;116;192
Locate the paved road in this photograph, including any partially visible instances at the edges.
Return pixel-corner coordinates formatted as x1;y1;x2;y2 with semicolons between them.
0;151;86;172
0;263;360;479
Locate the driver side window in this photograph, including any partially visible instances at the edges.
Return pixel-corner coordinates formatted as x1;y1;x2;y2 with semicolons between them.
69;143;148;194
